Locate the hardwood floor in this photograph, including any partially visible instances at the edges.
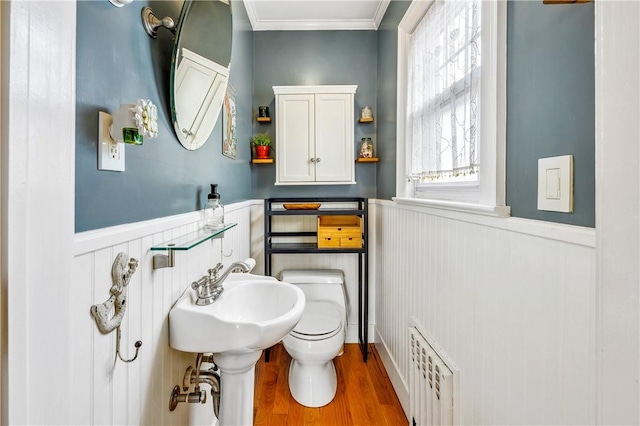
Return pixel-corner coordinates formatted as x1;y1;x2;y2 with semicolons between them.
254;343;408;425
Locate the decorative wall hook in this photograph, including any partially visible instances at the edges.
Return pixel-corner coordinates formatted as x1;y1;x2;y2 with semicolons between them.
91;253;138;333
90;252;143;363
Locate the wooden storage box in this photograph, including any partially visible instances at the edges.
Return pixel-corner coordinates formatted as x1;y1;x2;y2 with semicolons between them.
317;215;362;248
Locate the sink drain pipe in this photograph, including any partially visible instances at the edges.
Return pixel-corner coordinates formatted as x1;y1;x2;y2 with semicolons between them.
169;353;221;418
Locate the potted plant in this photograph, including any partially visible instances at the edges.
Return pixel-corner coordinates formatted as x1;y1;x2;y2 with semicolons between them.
251;132;272;159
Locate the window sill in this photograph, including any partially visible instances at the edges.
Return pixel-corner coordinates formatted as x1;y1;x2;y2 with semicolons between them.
392;197;511;218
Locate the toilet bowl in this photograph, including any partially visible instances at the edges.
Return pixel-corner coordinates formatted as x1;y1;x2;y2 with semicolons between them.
280;269;347;408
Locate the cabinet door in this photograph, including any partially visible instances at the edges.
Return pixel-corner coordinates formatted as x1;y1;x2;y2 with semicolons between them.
276;94;316;184
315;93;355;183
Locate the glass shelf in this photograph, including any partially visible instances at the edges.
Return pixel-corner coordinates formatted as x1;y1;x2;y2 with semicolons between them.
150;223;237;269
150;223;237;251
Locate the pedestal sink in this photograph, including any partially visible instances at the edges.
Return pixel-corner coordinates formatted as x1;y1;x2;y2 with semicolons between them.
169;272;305;425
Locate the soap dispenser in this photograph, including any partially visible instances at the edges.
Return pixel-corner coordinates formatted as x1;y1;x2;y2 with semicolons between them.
203;184;224;231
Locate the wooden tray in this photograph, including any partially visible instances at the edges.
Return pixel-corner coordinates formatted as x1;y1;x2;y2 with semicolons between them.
283;203;321;210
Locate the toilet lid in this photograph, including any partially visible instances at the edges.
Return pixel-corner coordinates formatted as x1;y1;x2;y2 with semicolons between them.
291;302;342;340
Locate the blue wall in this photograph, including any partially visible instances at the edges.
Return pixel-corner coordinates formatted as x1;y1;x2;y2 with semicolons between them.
250;30;378;200
506;1;595;227
376;0;411;200
75;0;254;232
374;0;595;226
75;0;595;231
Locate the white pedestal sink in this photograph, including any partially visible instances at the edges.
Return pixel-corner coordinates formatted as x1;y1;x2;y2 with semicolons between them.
169;272;305;426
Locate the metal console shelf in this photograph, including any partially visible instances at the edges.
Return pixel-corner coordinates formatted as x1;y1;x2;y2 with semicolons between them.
264;197;369;362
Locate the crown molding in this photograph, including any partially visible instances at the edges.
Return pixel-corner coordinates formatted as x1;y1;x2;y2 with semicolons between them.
372;0;391;29
242;0;391;31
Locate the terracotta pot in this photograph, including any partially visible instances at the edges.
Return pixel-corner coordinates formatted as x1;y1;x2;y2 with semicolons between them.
255;145;270;159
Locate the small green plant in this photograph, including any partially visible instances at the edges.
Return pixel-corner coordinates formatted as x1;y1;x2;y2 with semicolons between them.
251;133;271;146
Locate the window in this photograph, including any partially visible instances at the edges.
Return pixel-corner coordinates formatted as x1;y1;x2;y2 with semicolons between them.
396;0;508;214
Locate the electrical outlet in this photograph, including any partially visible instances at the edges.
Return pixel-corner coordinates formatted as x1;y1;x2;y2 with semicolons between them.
98;111;125;171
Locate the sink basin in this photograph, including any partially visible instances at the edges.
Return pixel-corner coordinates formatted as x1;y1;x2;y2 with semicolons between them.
169;273;305;354
169;270;305;425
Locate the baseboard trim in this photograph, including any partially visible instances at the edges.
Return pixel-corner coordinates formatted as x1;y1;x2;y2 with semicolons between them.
375;329;410;421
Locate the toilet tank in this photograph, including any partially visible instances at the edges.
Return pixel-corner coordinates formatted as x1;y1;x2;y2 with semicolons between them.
279;269;346;308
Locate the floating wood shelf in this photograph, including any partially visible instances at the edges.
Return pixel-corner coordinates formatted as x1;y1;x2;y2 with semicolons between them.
256;117;272;123
358;117;374;123
356;157;379;163
251;158;274;164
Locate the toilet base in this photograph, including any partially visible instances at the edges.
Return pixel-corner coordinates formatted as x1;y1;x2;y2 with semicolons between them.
288;359;337;407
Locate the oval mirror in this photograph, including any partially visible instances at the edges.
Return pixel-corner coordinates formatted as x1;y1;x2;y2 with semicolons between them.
171;0;232;150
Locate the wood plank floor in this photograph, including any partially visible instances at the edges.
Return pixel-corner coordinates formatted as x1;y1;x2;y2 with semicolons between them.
254;343;408;426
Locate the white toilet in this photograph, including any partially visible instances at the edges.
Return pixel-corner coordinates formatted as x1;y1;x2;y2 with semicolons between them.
280;269;347;408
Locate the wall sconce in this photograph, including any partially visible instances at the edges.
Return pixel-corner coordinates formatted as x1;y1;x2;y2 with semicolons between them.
98;99;158;172
141;7;177;38
108;0;133;8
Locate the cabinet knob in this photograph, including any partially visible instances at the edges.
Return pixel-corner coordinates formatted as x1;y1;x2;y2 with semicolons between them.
316;158;321;162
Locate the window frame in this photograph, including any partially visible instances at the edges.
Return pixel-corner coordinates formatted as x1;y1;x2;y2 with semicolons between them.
395;0;509;217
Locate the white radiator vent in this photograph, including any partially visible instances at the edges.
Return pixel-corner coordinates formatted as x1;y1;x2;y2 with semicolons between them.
409;324;458;426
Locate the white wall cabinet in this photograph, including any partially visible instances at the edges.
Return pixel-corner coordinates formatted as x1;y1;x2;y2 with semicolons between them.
273;85;357;185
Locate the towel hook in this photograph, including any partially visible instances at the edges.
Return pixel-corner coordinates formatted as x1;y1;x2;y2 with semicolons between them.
116;326;142;363
90;252;143;364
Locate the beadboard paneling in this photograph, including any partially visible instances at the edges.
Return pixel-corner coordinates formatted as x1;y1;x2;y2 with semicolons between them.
373;200;596;425
72;202;252;425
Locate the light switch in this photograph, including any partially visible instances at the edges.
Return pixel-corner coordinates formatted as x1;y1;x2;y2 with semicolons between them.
537;155;573;213
545;168;561;199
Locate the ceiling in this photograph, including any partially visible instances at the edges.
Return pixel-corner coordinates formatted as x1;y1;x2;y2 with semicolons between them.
242;0;392;31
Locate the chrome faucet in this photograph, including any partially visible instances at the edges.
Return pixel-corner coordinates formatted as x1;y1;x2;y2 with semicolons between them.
191;261;252;306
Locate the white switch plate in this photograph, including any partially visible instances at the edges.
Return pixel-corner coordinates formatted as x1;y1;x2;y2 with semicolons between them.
98;111;125;172
537;155;573;213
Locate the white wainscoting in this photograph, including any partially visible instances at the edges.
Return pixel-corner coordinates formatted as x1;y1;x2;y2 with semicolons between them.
69;197;594;425
71;201;252;425
373;200;596;425
70;199;375;425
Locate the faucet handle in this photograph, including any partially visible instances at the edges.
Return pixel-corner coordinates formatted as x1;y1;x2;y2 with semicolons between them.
191;276;208;290
208;263;224;279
